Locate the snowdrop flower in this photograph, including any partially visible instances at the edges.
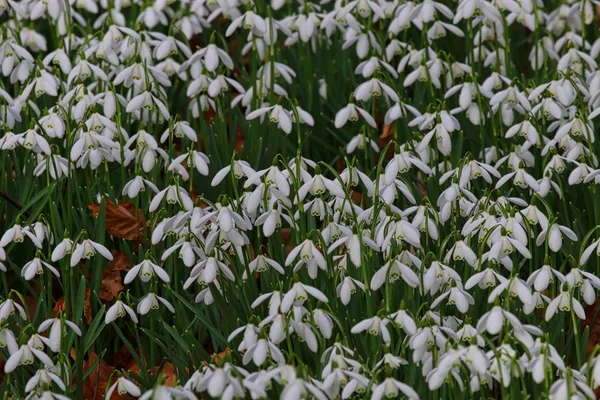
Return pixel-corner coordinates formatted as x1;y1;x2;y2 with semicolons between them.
122;176;160;199
334;103;377;129
346;133;380;154
5;342;54;373
527;264;566;291
487;231;532;261
21;257;60;281
477;306;522;335
430;284;474;313
0;299;27;323
51;238;74;262
67;59;107;85
243;255;284;279
328;233;378;267
581;238;600;265
280;378;328;400
299;171;345;201
280;282;329;313
371;259;420;290
0;223;43;248
285;239;327;279
549;369;595;400
389;309;417;335
351;316;392;346
536;223;578;253
313;309;334;339
487;278;533;306
149;184;194;212
211;159;256;186
70;238;113;267
106;377;141;399
371;378;419;400
336;276;366;305
139;385;195;400
105;300;138;324
42;48;71;73
126;91;171;121
444;240;477;267
125;259;170;284
384;149;432;184
26;369;66;393
243;338;285;366
226;11;267;37
37;318;81;353
189;256;235;283
246;104;293;134
137;293;175;316
495;166;540;192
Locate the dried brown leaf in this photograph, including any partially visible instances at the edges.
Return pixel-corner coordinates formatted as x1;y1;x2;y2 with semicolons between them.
99;270;123;302
82;352;115;400
109;250;132;271
89;199;143;241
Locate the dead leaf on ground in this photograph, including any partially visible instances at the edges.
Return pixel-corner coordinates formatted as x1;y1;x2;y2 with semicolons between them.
583;298;600;356
99;269;124;302
89;199;144;241
127;361;177;387
53;289;93;324
211;348;231;367
109;250;132;271
380;124;395;158
82;352;115;400
279;228;293;253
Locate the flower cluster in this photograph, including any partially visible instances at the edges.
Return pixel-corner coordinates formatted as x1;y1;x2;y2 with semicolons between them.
1;0;600;398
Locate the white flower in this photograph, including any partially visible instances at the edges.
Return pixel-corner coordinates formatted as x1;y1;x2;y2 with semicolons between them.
285;239;327;279
0;299;27;323
536;223;578;253
334;103;377;129
21;258;60;281
280;282;329;313
430;285;474;313
546;289;586;321
211;160;256;186
242;338;285;366
122;176;159;199
105;300;138;324
106;377;141;399
336;276;366;305
0;224;43;248
126;91;171;121
351;316;391;346
4;343;54;373
137;293;175;315
243;255;284;279
371;378;419;400
70;238;113;267
581;238;600;265
124;259;170;284
247;104;293;134
26;369;66;393
149;185;194;212
37;318;81;353
226;11;267;37
51;238;74;262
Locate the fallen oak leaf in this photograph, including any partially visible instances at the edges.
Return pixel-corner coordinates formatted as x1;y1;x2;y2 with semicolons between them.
89;199;143;241
54;290;93;324
109;250;132;271
127;360;178;387
82;352;115;400
99;269;124;302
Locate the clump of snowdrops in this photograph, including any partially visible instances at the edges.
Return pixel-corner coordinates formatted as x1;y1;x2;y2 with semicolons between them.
2;0;600;398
